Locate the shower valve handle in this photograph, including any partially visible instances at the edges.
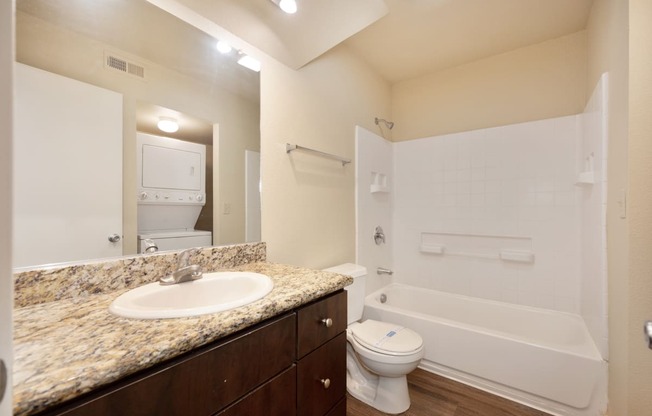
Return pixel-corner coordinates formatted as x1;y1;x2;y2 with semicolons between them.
374;226;385;245
644;321;652;349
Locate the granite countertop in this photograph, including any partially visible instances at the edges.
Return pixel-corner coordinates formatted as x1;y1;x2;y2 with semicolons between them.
13;261;353;416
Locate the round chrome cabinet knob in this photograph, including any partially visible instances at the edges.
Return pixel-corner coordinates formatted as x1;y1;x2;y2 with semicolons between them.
321;318;333;328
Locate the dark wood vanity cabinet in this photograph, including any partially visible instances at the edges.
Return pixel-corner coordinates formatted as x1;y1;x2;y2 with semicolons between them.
216;366;297;416
39;290;347;416
296;290;348;416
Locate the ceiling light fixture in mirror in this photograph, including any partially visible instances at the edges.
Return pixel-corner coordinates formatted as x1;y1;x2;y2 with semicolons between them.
270;0;298;15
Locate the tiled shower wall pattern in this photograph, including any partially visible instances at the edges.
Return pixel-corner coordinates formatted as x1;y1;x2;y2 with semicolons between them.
393;116;582;313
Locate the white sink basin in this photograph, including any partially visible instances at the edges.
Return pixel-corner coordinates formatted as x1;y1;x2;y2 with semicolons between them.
109;271;274;319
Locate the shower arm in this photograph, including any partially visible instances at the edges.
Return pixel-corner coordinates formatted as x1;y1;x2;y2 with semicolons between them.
374;117;394;130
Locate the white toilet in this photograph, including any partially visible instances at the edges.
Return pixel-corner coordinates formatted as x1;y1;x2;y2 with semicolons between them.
324;263;424;414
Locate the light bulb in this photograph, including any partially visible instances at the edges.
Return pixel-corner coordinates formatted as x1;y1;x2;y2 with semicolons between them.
157;117;179;133
216;40;232;54
237;55;262;72
279;0;297;14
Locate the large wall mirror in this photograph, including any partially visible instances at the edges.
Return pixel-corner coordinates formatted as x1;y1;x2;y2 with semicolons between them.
14;0;261;269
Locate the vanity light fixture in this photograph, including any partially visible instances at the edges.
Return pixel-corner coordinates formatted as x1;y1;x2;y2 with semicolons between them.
237;54;262;72
157;117;179;133
270;0;297;14
216;40;232;54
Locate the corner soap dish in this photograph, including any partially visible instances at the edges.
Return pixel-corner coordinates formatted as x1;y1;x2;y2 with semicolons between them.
370;172;389;193
575;171;595;185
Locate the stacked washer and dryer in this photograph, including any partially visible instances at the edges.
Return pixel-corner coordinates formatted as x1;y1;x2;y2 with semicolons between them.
136;132;212;253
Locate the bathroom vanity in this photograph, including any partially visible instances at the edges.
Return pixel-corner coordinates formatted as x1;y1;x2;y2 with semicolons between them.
36;291;347;416
12;243;352;416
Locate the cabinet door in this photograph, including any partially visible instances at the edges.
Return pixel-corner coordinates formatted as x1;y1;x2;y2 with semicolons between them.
297;291;347;358
47;314;296;416
297;333;346;416
216;366;296;416
324;398;346;416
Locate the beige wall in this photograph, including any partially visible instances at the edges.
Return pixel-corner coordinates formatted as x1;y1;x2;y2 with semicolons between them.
391;31;588;141
0;0;12;414
260;44;391;268
15;12;259;254
586;0;630;414
625;1;652;414
214;104;261;245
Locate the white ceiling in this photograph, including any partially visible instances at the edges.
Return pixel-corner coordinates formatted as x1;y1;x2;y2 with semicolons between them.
344;0;595;83
169;0;593;83
19;0;595;89
171;0;594;84
172;0;388;69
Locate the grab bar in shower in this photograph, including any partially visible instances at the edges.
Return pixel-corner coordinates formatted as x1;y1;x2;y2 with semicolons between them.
286;143;351;166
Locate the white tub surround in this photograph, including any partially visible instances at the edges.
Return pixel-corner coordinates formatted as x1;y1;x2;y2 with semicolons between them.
578;73;609;360
393;114;582;313
355;76;610;415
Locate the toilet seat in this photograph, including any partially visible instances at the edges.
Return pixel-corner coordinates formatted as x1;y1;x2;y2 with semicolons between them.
349;319;423;356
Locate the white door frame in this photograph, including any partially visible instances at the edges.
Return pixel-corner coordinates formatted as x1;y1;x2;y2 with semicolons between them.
0;0;13;414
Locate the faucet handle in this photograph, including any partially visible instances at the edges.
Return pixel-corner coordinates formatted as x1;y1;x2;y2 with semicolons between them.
160;264;203;285
177;247;201;268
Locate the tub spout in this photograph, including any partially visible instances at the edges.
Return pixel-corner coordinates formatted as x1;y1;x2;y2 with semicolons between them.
377;267;393;275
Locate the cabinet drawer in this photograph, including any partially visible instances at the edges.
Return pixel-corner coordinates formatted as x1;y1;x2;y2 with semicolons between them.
297;290;347;358
297;333;346;416
47;314;296;416
216;366;296;416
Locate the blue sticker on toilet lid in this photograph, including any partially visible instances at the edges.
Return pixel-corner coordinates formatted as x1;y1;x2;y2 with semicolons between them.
351;319;423;354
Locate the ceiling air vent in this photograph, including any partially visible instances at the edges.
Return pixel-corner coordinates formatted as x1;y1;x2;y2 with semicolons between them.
104;52;146;80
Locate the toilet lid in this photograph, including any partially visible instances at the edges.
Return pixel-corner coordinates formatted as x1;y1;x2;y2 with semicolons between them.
350;319;423;356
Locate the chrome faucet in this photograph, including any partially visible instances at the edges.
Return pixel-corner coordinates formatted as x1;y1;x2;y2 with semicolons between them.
159;248;203;285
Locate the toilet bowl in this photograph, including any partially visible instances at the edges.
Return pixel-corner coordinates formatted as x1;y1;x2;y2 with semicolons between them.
346;319;424;413
324;263;424;414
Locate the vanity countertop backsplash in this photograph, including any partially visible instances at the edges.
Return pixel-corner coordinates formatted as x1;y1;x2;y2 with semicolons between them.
12;242;353;416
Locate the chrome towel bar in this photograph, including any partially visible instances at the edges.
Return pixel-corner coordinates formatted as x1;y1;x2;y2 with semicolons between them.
286;143;351;166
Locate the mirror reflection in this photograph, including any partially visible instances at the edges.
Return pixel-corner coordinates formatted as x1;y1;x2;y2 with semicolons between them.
14;0;261;269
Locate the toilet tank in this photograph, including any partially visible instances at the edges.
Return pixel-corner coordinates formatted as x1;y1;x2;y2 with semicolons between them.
323;263;367;325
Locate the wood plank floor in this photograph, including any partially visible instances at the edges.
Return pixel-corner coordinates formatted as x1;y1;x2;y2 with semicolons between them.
346;369;552;416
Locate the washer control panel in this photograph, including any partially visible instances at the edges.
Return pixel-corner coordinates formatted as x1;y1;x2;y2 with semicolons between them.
138;190;206;205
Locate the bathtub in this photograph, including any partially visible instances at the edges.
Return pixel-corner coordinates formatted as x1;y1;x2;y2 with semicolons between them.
363;284;605;415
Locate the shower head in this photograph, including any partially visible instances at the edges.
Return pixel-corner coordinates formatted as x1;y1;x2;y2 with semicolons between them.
375;117;394;130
